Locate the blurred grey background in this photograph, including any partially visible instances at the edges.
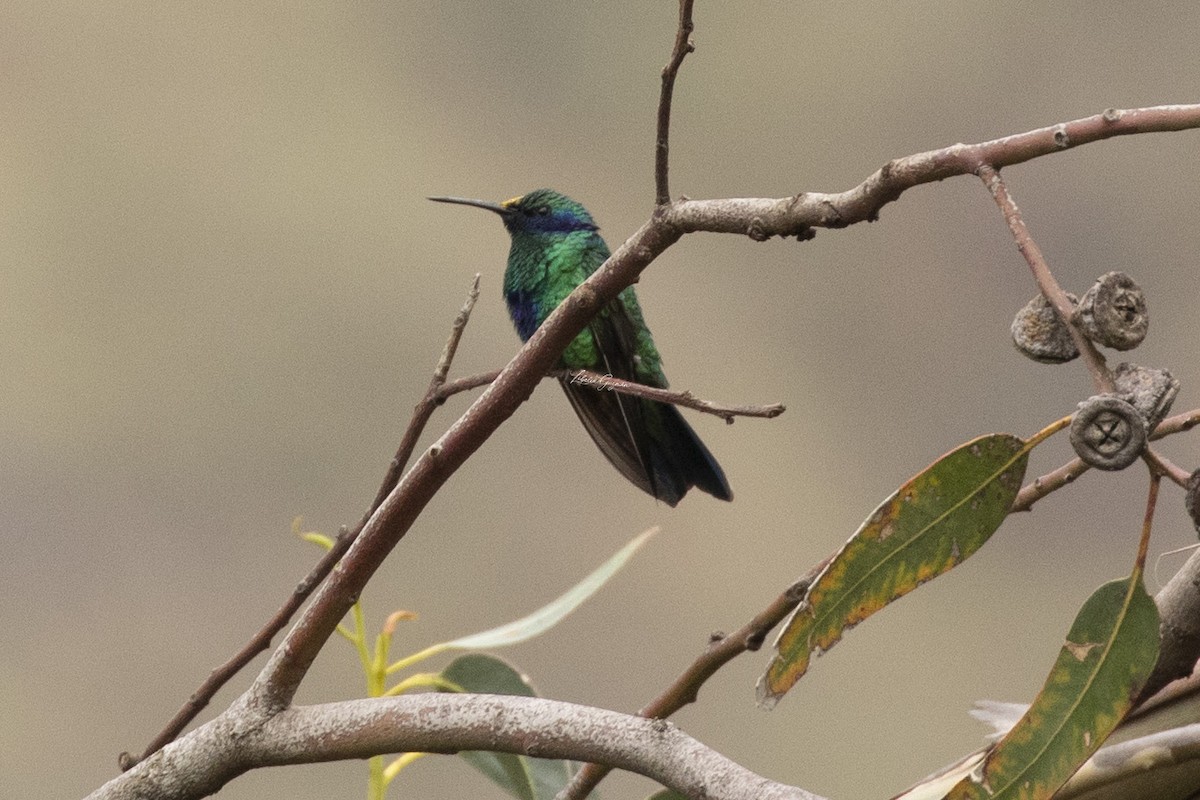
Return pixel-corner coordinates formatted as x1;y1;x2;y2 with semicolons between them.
3;3;1198;798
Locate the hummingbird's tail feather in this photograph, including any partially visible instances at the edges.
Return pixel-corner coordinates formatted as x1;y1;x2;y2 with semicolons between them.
558;378;732;506
653;400;734;504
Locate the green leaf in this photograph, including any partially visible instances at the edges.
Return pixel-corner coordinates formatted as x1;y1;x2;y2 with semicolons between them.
645;790;688;800
943;574;1160;800
759;434;1030;706
421;526;658;659
441;654;575;800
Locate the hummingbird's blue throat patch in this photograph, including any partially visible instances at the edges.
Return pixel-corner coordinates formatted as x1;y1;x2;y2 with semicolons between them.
505;289;540;342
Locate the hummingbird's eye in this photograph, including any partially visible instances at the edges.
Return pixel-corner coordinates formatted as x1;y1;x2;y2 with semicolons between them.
536;205;551;216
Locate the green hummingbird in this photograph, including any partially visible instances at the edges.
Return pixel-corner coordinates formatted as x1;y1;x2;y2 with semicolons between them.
428;188;732;506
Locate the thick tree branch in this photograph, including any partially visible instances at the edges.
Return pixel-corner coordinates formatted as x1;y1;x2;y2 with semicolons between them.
1138;545;1200;702
90;695;826;800
664;105;1200;239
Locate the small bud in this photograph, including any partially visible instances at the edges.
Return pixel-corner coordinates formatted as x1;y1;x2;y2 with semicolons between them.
1186;469;1200;536
1011;293;1079;364
1111;362;1180;432
1074;271;1148;350
1070;395;1147;471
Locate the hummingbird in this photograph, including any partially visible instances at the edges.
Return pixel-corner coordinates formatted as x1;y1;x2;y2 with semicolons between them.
428;189;732;506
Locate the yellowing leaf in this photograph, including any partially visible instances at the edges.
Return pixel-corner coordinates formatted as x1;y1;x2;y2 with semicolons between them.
759;434;1030;706
944;574;1160;800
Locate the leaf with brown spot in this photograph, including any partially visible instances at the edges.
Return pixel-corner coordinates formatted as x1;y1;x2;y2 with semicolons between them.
758;434;1030;706
943;574;1159;800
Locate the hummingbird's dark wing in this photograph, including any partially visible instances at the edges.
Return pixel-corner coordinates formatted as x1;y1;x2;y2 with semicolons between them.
558;295;667;501
558;293;731;505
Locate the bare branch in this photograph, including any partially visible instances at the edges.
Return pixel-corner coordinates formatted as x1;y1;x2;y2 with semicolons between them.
566;369;785;422
656;0;696;204
665;105;1200;239
435;367;784;422
372;273;483;509
977;165;1113;392
91;695;827;800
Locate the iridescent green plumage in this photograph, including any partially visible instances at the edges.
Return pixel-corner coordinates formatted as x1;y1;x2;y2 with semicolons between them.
429;189;732;505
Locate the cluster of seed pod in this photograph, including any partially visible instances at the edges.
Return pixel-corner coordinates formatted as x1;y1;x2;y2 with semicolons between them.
1011;271;1149;362
1012;273;1190;527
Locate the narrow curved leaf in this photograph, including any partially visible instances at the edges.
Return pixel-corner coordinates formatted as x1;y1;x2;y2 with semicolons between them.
759;434;1030;706
444;526;658;650
944;574;1160;800
388;526;658;674
440;654;574;800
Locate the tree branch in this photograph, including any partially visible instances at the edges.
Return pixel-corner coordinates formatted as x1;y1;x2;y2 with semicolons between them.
664;105;1200;239
90;694;827;800
1011;407;1200;513
1138;545;1200;702
977;165;1113;392
656;0;696;205
566;369;785;422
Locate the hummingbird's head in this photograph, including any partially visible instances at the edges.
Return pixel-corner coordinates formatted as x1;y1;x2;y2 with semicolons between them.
429;189;598;238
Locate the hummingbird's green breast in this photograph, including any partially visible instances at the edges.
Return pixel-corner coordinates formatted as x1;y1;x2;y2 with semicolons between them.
504;228;664;384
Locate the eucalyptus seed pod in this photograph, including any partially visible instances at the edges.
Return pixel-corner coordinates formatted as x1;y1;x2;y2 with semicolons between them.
1011;292;1079;363
1186;469;1200;536
1069;394;1147;471
1073;271;1148;350
1111;362;1180;432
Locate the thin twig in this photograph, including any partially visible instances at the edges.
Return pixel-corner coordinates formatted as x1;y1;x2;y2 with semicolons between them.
655;0;695;205
121;525;357;768
434;369;502;402
1135;470;1161;572
977;165;1113;393
1010;407;1200;513
371;274;483;510
123;275;483;767
431;367;785;422
1011;458;1090;513
558;561;829;800
1143;449;1192;488
565;369;785;422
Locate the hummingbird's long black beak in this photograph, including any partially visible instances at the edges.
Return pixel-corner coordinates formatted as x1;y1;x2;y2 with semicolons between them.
427;196;511;216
